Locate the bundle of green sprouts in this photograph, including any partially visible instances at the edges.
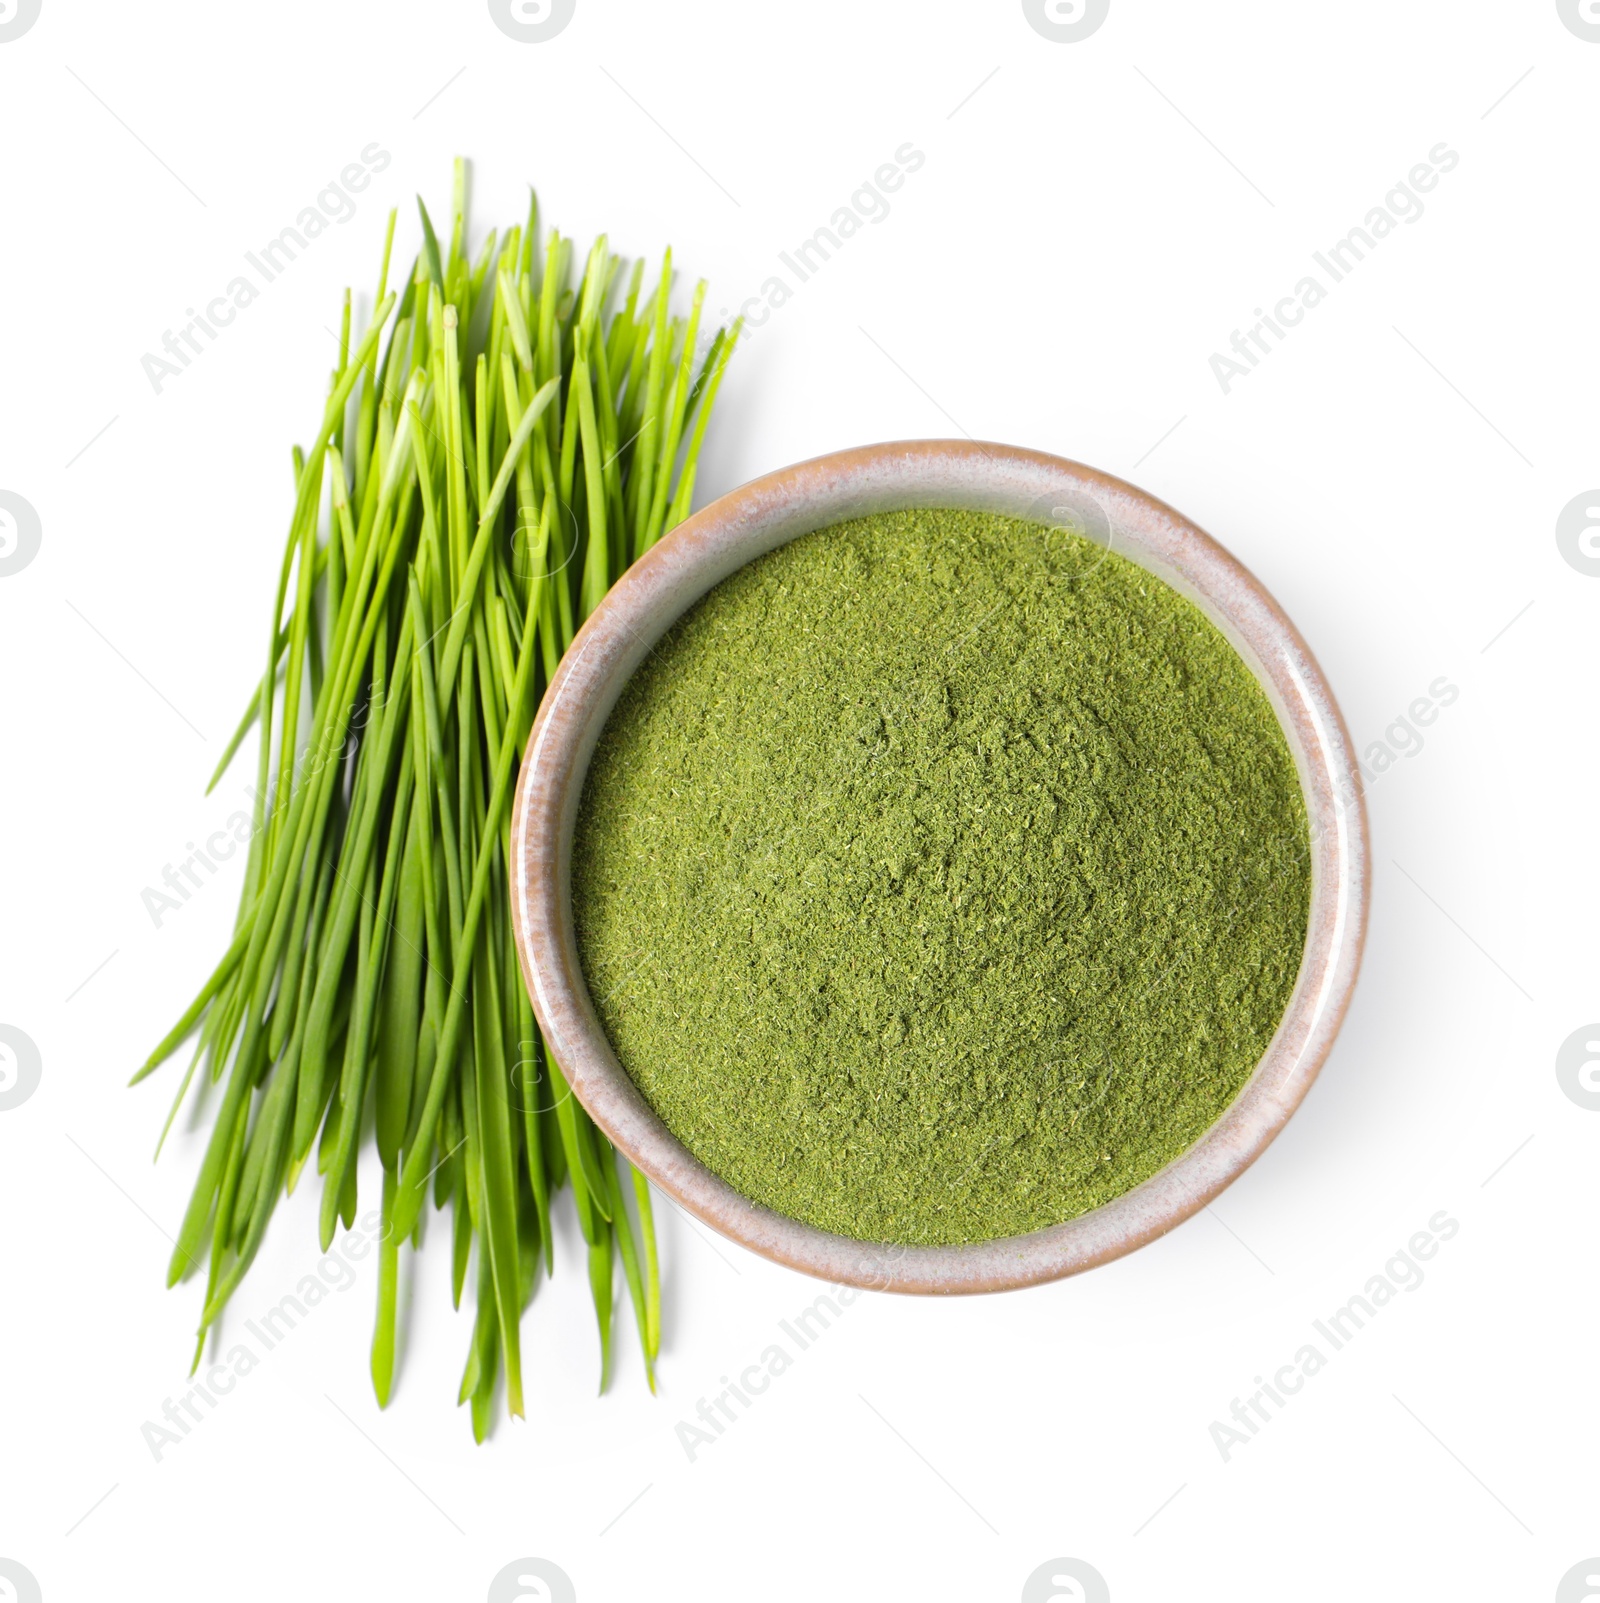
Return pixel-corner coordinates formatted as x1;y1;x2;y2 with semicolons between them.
135;163;739;1436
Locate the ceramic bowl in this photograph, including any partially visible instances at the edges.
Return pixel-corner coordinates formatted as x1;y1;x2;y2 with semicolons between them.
508;440;1370;1294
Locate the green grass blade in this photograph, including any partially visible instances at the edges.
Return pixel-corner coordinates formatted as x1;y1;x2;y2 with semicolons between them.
371;1167;400;1407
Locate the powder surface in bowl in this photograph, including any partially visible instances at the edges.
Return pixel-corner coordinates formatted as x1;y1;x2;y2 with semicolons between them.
571;507;1310;1244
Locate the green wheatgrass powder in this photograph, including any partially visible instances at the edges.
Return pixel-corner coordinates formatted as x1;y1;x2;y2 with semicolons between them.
572;507;1311;1245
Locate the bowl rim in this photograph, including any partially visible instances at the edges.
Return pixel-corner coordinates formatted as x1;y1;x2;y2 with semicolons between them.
509;439;1370;1295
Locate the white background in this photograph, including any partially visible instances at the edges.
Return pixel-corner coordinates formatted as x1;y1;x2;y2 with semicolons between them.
0;2;1591;1599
